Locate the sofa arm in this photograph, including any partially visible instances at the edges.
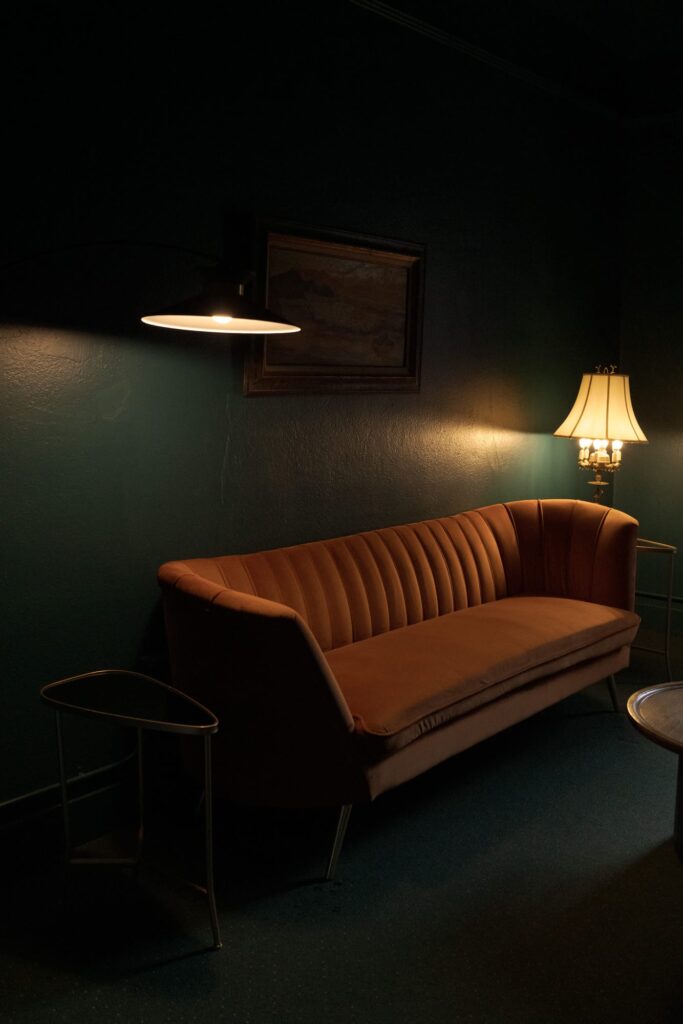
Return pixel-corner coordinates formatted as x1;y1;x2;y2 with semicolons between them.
159;566;370;807
502;499;639;611
586;505;639;611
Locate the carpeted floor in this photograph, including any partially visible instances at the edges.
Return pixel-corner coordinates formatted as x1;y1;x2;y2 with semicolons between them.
2;646;682;1024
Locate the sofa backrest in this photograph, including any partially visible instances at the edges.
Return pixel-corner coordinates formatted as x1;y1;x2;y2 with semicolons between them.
160;499;638;653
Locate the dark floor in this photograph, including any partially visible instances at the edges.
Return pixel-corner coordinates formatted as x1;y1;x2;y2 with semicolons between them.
2;642;682;1024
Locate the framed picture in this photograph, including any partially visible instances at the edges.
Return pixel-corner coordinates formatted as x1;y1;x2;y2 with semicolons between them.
243;221;425;395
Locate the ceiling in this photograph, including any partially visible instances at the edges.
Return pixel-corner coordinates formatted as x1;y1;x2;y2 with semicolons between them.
355;0;683;117
527;1;683;62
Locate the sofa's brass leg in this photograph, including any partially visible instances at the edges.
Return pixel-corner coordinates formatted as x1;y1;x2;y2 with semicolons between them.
326;804;352;882
607;674;619;712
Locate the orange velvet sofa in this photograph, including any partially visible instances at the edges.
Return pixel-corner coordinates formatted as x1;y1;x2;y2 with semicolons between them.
158;498;640;876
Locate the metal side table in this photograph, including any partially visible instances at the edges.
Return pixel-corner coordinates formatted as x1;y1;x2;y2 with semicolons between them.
634;538;677;682
40;669;221;950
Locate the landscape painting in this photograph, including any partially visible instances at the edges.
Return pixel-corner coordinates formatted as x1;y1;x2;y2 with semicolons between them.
244;225;424;394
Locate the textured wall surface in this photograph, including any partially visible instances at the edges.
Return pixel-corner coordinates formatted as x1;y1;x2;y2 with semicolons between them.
617;115;683;601
0;5;620;802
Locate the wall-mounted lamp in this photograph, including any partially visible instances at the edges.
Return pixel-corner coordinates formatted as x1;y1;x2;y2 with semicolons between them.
141;271;300;335
554;364;648;502
142;212;301;336
0;216;302;336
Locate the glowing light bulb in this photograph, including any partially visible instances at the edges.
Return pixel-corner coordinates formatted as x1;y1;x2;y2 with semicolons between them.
579;438;591;449
212;315;233;324
612;439;623;450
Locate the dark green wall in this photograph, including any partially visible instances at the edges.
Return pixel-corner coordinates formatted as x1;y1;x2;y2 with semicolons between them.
1;4;620;803
616;113;683;607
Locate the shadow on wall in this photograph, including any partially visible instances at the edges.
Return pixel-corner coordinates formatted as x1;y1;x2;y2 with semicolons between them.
135;601;171;682
0;240;223;338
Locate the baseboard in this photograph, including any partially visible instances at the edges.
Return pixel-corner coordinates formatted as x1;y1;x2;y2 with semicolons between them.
0;755;136;872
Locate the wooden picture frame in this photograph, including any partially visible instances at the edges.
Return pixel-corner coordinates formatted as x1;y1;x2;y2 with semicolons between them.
243;222;424;395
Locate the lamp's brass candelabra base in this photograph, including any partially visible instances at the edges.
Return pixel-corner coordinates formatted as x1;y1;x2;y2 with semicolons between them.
587;470;608;502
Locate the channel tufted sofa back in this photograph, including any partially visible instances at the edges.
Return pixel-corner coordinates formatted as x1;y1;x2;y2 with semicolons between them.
161;499;636;653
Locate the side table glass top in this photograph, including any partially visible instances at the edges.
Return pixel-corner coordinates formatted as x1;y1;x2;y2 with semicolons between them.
627;682;683;754
40;670;218;736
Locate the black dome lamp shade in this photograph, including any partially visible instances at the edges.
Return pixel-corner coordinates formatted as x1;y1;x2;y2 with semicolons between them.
141;276;300;335
142;206;300;335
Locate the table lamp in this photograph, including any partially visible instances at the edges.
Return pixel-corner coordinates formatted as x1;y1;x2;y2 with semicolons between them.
554;364;647;502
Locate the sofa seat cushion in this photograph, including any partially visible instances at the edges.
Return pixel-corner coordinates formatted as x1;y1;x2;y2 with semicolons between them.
325;596;640;755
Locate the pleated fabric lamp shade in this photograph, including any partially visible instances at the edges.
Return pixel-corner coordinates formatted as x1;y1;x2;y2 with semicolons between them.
554;369;647;502
554;372;647;443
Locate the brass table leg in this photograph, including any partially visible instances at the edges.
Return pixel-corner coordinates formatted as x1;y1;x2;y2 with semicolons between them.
55;711;71;866
136;727;144;862
675;756;683;862
204;734;222;949
664;552;674;683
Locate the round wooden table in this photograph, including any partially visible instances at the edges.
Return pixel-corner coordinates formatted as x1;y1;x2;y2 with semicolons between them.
627;681;683;860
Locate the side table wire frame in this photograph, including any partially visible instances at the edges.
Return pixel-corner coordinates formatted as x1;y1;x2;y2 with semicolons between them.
45;671;221;951
634;538;677;682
